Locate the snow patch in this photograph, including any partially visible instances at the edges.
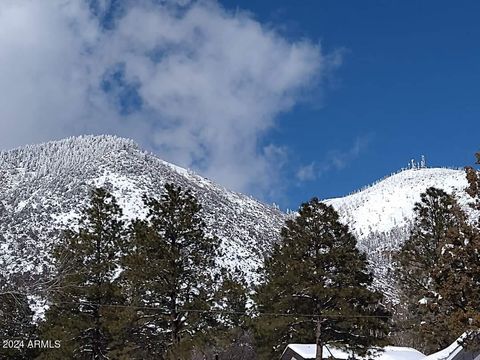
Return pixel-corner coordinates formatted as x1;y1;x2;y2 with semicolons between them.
284;344;426;360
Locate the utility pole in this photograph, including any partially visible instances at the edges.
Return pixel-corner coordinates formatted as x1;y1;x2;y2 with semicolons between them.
316;318;323;360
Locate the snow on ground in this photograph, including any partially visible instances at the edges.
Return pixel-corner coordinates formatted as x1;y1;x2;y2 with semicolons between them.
90;172;148;221
284;344;426;360
425;333;467;360
378;347;427;360
286;344;350;359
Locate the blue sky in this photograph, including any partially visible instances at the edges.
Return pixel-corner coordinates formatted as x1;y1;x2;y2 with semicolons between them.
220;0;480;207
0;0;478;210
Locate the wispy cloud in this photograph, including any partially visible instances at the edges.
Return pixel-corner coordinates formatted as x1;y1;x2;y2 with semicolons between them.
295;136;372;182
327;136;370;170
0;0;340;196
296;162;316;182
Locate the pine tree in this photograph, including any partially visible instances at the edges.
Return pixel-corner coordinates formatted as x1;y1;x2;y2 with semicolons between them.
428;153;480;349
38;188;127;359
429;219;480;350
394;187;463;352
121;183;221;359
254;198;390;360
395;187;463;299
394;186;480;353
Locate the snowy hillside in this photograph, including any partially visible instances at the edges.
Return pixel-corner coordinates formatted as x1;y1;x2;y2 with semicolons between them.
326;168;470;237
0;135;285;285
0;135;475;304
326;167;472;298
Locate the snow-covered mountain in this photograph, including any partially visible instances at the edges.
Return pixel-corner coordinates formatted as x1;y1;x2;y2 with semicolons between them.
0;135;285;286
0;135;475;302
326;167;473;298
326;168;470;237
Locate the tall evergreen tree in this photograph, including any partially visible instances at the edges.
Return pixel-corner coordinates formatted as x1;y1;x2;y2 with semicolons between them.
255;198;390;360
395;186;480;353
121;183;221;359
395;187;462;301
429;152;480;349
430;219;480;350
38;188;127;359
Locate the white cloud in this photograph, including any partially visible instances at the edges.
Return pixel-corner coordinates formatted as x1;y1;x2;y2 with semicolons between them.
328;136;370;170
296;162;316;182
0;0;338;195
296;136;371;182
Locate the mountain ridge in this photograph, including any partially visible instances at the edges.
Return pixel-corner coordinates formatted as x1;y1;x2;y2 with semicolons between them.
0;135;285;286
0;135;476;304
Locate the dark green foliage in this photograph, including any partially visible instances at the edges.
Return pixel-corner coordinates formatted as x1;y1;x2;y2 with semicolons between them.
38;188;127;359
191;329;257;360
394;186;480;354
193;269;251;357
434;153;480;349
215;269;250;329
0;278;38;359
121;183;221;359
215;329;256;360
395;187;462;300
254;198;390;359
431;221;480;350
394;187;464;352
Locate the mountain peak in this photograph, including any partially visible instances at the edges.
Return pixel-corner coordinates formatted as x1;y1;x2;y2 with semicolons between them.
0;135;285;288
3;134;140;155
327;167;469;236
